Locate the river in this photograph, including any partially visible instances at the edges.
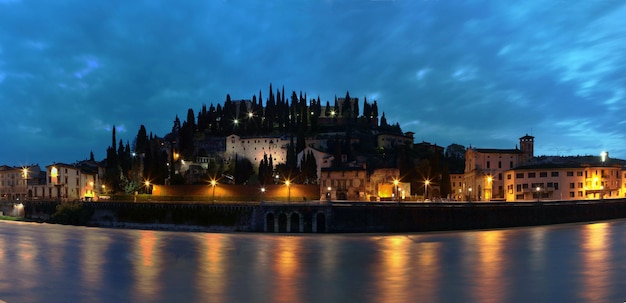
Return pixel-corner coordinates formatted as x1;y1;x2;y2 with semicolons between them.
1;219;625;303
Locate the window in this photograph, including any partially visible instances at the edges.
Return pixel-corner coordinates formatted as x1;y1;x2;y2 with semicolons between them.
578;182;583;188
528;172;536;178
569;183;575;189
577;171;583;177
551;172;559;177
510;161;513;168
522;183;529;189
498;173;502;180
516;173;524;178
540;172;547;177
516;184;522;192
570;192;575;197
567;171;574;177
487;161;490;169
498;161;502;169
507;174;512;180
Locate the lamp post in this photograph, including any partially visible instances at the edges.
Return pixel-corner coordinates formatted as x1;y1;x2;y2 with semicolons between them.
144;180;151;194
22;167;29;200
468;187;472;203
536;186;540;202
285;180;291;202
327;186;332;200
393;179;399;202
486;176;493;201
260;187;265;203
424;179;430;201
210;179;217;203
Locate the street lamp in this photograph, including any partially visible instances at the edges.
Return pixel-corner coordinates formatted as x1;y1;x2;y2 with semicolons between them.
327;186;332;200
468;187;472;202
486;176;493;201
424;179;430;201
393;179;399;201
285;180;291;202
536;186;541;201
210;179;217;203
22;167;29;200
144;180;151;194
260;187;265;203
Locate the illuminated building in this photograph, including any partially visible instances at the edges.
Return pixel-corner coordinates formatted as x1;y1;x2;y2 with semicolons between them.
463;135;533;201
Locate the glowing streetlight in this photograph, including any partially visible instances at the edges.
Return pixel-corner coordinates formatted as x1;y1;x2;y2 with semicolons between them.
285;180;291;202
393;179;399;201
210;179;217;202
536;186;541;201
468;187;472;202
144;180;151;194
260;187;265;203
424;179;430;201
248;112;254;118
327;186;332;200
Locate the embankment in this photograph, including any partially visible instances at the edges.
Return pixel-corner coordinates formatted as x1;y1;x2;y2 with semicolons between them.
14;199;626;233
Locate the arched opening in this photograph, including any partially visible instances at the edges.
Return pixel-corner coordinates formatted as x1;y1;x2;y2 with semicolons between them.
266;213;275;232
278;213;288;233
337;192;347;200
316;213;326;233
290;213;301;233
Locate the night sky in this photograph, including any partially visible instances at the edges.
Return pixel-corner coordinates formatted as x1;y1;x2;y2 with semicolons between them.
1;0;625;166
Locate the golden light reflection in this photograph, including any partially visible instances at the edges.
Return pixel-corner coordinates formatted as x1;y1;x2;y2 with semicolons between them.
81;230;111;290
272;236;303;303
132;230;161;303
373;236;411;303
529;228;546;272
467;230;507;303
579;222;610;302
412;240;441;302
196;233;227;303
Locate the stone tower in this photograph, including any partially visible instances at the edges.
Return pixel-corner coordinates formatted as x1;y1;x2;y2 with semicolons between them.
519;134;534;164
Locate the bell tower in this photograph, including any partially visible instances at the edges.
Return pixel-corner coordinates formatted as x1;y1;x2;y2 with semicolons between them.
519;134;534;164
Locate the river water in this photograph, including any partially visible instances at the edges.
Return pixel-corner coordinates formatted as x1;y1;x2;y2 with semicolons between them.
1;219;625;303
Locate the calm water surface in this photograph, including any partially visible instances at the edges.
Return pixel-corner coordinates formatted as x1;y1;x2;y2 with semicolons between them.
1;219;626;303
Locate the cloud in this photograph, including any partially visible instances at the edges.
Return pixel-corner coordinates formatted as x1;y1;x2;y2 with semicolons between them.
1;0;626;166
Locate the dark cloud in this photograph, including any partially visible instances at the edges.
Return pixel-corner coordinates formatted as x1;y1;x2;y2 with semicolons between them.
1;0;625;166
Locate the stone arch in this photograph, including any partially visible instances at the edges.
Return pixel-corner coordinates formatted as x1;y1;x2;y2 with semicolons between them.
265;212;275;232
278;213;288;233
290;212;301;233
315;212;327;233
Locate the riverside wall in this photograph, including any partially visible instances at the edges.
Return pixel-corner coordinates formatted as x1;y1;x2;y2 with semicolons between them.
15;199;626;233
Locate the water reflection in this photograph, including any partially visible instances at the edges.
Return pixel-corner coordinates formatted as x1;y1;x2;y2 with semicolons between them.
196;233;228;303
579;222;610;302
373;236;411;303
2;220;626;303
272;236;303;303
132;230;162;302
81;230;111;292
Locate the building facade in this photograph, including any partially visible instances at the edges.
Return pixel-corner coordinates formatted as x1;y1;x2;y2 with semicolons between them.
46;163;100;201
504;163;624;201
463;135;534;201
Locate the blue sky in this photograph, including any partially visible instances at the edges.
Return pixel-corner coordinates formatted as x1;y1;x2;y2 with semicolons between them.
1;0;625;166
